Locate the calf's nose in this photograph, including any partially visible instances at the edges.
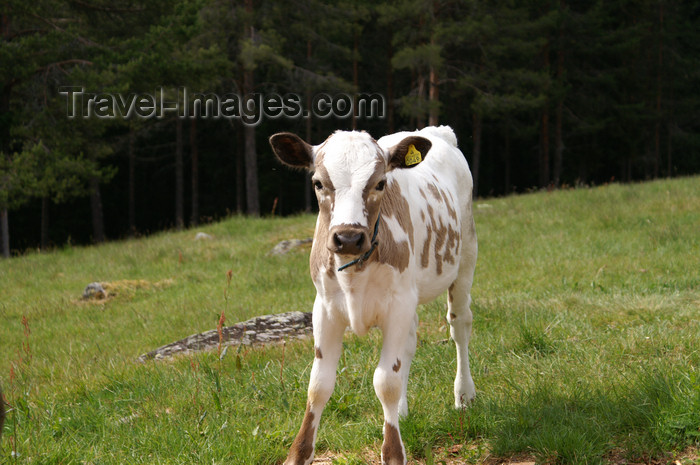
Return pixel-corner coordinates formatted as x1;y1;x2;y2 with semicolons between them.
331;231;366;255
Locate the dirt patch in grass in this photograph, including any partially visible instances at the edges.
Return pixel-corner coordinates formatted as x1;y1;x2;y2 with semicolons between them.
604;446;700;465
79;278;175;303
311;445;700;464
311;444;535;465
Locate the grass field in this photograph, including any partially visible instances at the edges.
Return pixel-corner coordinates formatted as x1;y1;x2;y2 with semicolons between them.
1;176;699;464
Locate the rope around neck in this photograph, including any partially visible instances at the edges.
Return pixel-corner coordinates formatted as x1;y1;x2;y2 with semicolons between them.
337;213;381;272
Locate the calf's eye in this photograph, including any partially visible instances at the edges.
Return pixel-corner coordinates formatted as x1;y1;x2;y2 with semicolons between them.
313;180;323;191
376;180;386;191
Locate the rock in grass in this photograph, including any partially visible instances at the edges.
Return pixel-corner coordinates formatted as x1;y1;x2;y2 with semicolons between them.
137;311;312;362
82;282;107;300
269;238;313;256
194;232;213;241
81;279;175;302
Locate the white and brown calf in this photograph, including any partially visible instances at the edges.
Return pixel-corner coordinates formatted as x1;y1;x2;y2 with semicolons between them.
269;125;477;465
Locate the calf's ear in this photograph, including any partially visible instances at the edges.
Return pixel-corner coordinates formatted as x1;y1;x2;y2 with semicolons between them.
269;132;314;169
387;136;432;170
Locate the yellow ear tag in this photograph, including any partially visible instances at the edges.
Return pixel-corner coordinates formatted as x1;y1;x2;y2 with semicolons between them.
405;144;422;166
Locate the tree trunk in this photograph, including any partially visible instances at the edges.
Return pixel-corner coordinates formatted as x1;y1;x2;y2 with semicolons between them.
41;197;49;249
428;66;439;126
428;37;439;127
90;176;105;243
504;122;511;194
352;30;359;130
416;73;426;129
1;208;9;258
554;10;565;187
244;121;259;216
386;38;394;133
242;0;259;217
540;38;551;188
128;128;136;236
654;1;664;178
190;118;199;226
305;39;313;213
472;113;482;197
1;19;11;258
243;67;259;216
175;117;184;230
235;128;244;214
540;108;550;187
554;101;564;186
666;122;673;177
304;115;312;212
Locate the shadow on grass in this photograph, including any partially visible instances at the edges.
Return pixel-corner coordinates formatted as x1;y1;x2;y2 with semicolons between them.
401;367;700;464
473;368;700;464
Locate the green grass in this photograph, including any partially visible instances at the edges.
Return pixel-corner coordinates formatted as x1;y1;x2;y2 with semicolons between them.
1;177;699;464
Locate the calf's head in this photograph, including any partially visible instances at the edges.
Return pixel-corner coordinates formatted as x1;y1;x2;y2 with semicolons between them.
270;130;431;257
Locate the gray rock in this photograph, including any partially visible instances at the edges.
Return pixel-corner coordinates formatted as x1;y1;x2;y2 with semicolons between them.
194;232;213;241
138;311;313;362
82;282;106;300
269;238;313;256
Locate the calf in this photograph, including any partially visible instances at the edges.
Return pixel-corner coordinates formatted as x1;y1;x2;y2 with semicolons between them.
269;126;477;465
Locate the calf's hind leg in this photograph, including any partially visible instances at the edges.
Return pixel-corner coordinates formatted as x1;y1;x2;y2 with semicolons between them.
447;260;477;408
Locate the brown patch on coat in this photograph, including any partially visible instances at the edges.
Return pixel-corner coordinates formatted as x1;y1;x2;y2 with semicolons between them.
310;213;335;281
421;183;461;275
362;157;387;195
443;224;461;265
310;163;337;281
448;283;455;303
382;422;405;465
315;346;323;359
424;181;461;274
426;204;434;224
374;180;412;273
392;358;402;372
286;404;316;464
421;224;432;269
423;203;437;269
427;183;443;203
314;135;331;162
349;157;387;256
432;218;447;275
379;180;414;249
376;226;410;273
441;189;458;221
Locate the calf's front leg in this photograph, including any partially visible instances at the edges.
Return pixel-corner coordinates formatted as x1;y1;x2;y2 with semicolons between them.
284;298;345;465
374;301;417;465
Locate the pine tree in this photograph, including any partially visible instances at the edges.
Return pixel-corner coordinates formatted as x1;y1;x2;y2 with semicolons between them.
0;0;111;252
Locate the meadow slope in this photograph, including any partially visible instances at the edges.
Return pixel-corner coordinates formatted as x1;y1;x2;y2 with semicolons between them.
0;177;699;464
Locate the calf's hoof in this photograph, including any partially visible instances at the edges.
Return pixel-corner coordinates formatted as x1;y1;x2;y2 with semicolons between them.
381;422;406;465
